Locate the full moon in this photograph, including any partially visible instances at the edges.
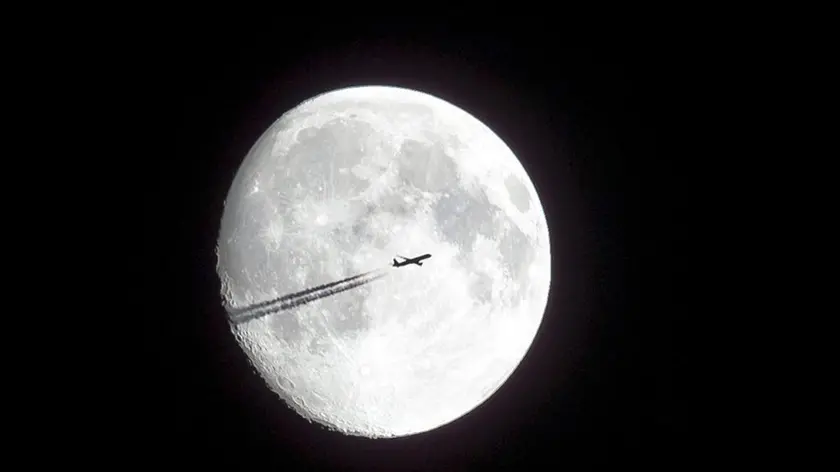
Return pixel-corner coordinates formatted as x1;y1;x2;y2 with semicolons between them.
216;85;551;438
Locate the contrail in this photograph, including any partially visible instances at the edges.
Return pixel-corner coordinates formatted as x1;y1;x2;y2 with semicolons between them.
229;270;388;325
226;268;385;316
278;272;387;311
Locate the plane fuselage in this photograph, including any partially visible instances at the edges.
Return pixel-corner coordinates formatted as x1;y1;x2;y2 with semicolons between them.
392;254;431;267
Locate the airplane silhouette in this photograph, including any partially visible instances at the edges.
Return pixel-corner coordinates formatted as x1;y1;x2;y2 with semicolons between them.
392;254;431;267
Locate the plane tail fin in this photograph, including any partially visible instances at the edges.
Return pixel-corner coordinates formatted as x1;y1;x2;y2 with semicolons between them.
393;258;398;265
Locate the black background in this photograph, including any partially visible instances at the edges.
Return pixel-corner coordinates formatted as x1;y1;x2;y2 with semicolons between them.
142;22;677;470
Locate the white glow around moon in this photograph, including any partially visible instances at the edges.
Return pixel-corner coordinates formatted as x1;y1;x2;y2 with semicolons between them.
216;85;551;438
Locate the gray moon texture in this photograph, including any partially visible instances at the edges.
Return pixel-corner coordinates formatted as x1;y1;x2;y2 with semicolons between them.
216;85;551;438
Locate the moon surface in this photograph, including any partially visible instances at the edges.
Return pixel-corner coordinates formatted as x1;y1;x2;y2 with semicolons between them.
216;85;551;438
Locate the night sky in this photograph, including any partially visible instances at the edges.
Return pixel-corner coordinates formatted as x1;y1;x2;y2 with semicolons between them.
142;22;677;470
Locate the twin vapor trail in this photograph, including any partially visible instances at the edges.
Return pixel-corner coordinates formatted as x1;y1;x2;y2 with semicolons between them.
227;267;389;325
